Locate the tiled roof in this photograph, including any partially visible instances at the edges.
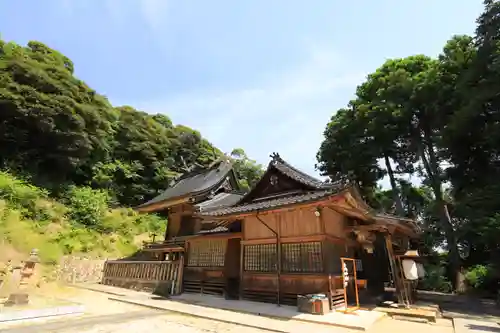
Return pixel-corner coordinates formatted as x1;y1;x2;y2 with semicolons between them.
199;189;339;217
271;156;334;189
194;192;244;212
197;153;350;217
197;226;229;234
137;160;233;208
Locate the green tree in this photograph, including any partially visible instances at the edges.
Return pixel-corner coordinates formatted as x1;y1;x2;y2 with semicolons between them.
230;148;264;190
317;106;385;204
0;40;116;188
443;1;500;270
0;38;262;208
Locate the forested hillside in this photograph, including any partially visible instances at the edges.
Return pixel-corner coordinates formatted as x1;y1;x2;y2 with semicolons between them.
317;0;500;293
0;35;262;264
0;37;262;206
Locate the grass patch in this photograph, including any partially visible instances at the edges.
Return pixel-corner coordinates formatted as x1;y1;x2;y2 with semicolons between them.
0;171;165;266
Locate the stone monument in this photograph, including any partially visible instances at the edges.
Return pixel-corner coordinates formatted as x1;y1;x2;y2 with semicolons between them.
4;249;40;307
0;260;13;300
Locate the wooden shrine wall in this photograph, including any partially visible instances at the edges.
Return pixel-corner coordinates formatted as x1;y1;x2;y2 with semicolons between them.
243;207;323;240
183;237;228;295
322;208;347;238
166;204;203;239
240;206;350;297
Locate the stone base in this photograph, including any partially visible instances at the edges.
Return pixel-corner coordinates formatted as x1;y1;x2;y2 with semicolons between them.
4;293;29;307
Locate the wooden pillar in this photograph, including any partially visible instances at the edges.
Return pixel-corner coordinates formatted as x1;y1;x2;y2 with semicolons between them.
277;215;282;307
239;241;244;299
365;233;386;298
384;233;404;305
177;254;184;294
255;214;281;306
277;235;281;306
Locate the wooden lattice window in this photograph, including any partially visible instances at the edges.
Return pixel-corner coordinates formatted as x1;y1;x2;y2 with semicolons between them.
281;242;323;273
187;243;199;266
244;244;277;272
187;240;226;267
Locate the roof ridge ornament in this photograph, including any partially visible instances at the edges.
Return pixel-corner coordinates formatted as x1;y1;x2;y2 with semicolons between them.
270;152;282;165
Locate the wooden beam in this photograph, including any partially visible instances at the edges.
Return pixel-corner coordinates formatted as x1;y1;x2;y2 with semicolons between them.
345;225;389;233
195;192;348;220
241;234;329;245
187;232;242;241
142;246;185;253
136;197;190;213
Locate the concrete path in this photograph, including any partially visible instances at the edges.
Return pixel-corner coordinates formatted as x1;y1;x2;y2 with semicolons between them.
110;295;359;333
0;310;164;333
75;283;385;331
169;292;385;329
72;284;500;333
454;318;500;333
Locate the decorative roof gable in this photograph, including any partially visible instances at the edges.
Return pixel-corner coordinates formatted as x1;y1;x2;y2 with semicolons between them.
238;152;343;204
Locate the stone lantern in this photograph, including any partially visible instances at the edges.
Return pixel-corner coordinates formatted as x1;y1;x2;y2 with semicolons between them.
4;249;40;306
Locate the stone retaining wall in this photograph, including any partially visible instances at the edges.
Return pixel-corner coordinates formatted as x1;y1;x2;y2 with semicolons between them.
56;256;110;284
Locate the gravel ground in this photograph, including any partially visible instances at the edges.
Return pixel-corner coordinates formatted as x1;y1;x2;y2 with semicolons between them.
6;311;452;333
0;286;455;333
53;312;270;333
1;311;269;333
0;288;270;333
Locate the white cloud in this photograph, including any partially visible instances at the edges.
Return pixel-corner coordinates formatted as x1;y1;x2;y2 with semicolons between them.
112;46;366;178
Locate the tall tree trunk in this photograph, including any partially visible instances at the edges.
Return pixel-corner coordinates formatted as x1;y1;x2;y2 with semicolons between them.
418;131;462;291
383;154;405;216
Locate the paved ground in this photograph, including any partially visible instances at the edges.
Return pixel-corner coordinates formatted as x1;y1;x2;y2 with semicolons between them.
453;318;500;333
1;310;273;333
0;285;495;333
0;287;272;333
0;304;453;333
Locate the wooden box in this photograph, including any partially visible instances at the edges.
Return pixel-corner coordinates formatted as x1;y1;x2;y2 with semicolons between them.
297;295;330;315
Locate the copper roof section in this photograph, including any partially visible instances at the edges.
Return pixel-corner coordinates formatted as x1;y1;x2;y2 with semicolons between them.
194;192;244;213
136;159;235;210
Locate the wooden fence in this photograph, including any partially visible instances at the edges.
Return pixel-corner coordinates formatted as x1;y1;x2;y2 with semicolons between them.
101;260;183;296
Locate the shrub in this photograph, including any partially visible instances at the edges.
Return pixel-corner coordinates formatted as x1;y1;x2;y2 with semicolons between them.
0;171;54;220
134;212;166;235
464;264;497;291
0;171;47;204
64;186;110;230
419;263;453;293
0;171;167;267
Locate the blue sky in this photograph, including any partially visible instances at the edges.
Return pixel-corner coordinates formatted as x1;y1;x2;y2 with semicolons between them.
0;0;484;180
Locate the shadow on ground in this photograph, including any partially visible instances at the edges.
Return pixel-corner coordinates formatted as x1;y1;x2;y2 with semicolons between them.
441;298;500;321
465;323;500;332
